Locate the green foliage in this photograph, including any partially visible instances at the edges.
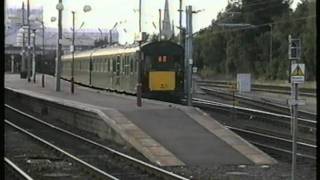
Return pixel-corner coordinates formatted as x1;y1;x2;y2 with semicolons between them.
193;0;316;80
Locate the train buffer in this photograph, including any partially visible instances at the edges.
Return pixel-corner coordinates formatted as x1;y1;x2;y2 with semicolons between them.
5;73;277;166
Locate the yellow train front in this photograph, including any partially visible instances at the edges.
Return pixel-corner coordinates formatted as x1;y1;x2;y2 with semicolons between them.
141;41;184;102
61;41;184;102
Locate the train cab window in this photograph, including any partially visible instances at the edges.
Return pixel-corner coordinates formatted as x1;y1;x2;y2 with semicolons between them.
148;55;176;70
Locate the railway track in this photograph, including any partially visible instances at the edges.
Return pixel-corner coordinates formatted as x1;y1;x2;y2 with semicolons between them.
200;87;316;120
5;157;34;180
226;126;316;161
192;98;316;161
196;80;316;97
5;104;189;180
5;120;117;179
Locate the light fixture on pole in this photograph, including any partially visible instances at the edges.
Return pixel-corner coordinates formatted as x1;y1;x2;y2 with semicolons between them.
109;22;118;45
71;5;92;94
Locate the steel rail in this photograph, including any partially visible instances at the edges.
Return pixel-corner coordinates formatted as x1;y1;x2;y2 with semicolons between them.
225;126;316;149
225;126;316;160
5;157;34;180
5;104;190;180
5;120;119;180
193;98;316;126
196;80;316;95
200;87;316;119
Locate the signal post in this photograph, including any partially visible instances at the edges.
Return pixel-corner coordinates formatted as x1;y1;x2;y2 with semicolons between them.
287;35;305;180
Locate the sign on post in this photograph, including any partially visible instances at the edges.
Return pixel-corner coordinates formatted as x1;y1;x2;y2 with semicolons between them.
291;63;305;84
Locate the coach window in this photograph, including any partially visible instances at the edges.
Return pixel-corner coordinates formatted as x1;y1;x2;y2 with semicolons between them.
113;57;116;73
104;59;107;72
107;58;110;72
122;57;124;75
93;59;95;72
130;58;133;73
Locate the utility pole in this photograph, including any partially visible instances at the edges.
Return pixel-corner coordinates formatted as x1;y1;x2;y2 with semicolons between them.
109;29;112;45
41;20;45;87
27;0;31;82
178;0;183;45
137;0;142;107
269;24;273;63
55;0;63;91
32;29;36;83
71;11;75;94
185;5;193;106
21;2;26;79
158;9;162;41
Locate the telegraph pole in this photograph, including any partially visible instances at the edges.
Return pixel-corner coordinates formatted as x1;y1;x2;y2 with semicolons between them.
159;9;162;41
55;0;63;91
71;11;75;94
21;2;26;78
41;20;45;87
27;0;31;82
178;0;183;45
137;0;142;107
185;6;193;106
32;29;36;83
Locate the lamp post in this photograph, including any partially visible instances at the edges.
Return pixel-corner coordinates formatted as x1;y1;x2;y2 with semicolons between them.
71;11;75;94
31;17;46;87
27;0;31;82
20;1;27;78
137;0;142;107
31;29;36;83
71;5;91;94
55;0;63;92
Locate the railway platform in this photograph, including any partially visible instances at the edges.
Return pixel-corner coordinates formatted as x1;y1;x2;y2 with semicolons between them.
5;74;277;167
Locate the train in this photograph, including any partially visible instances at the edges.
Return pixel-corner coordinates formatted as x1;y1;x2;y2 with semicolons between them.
61;41;185;102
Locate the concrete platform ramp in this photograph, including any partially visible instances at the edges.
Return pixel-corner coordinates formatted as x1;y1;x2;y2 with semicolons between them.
5;74;277;167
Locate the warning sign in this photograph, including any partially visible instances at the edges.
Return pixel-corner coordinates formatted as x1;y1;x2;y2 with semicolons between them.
291;63;305;83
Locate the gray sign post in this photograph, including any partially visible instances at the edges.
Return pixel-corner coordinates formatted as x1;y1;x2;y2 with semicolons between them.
288;35;304;180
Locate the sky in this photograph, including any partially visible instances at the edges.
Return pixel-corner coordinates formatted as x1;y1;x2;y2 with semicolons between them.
6;0;301;44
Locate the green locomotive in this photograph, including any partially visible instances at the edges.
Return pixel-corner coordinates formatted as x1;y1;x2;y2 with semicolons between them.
62;41;184;101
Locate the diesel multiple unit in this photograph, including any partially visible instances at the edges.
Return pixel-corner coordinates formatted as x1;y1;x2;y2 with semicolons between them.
61;41;184;101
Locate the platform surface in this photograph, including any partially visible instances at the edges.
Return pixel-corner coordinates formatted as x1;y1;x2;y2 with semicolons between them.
5;74;276;166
